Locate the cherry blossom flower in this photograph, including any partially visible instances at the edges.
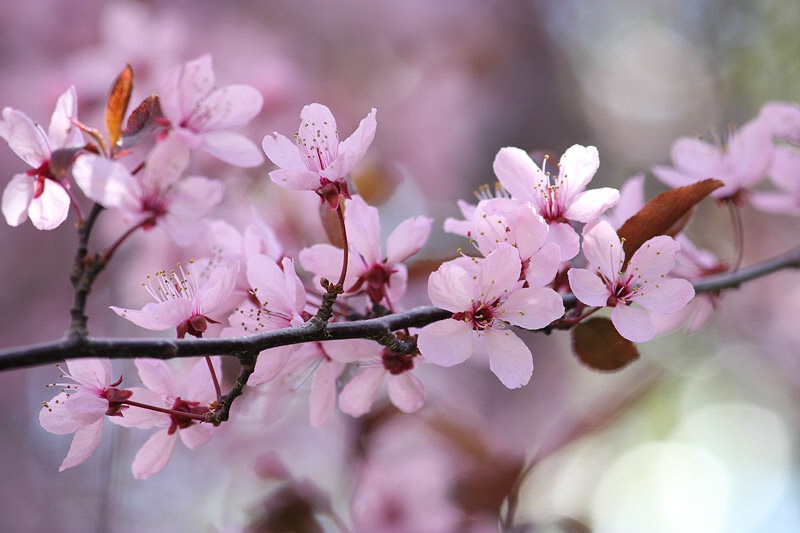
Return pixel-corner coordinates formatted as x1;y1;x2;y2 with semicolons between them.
128;357;220;479
567;220;695;342
493;145;619;260
39;359;143;471
417;244;565;389
73;135;225;246
299;195;432;308
339;349;425;417
462;197;561;287
651;116;774;203
222;255;307;385
158;54;264;167
111;260;239;338
262;104;377;209
0;86;83;230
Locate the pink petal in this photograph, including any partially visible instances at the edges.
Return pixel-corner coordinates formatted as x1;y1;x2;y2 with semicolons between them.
262;133;306;170
179;422;214;449
135;359;178;397
65;392;108;425
345;196;381;266
565;187;620;223
633;277;695;314
201;130;264;167
309;359;345;426
387;373;425;413
331;108;377;178
0;108;50;167
417;319;474;367
198;262;239;315
611;305;655;342
111;299;193;331
47;86;82;149
427;262;474;312
627;235;680;279
65;358;111;388
143;134;190;189
558;144;600;201
568;268;611;307
189;85;263;131
478;244;523;301
484;328;533;389
269;168;322;191
501;286;564;330
39;393;80;435
581;220;624;279
768;147;800;193
523;243;561;288
72;155;136;208
160;54;214;124
111;387;166;429
492;147;541;202
749;192;800;216
132;429;177;479
509;206;549;259
185;356;221;403
59;419;104;471
299;244;348;288
339;366;385;417
726;119;773;189
606;174;645;230
28;181;71;230
546;221;580;261
249;345;295;385
651;165;697;190
670;137;721;180
2;174;33;226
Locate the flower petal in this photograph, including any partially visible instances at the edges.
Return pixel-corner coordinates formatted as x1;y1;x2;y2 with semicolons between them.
387;373;425;413
493;147;541;202
2;174;33;226
132;429;177;479
28;181;70;230
417;319;474;367
201;130;264;167
59;419;104;471
485;328;533;389
339;366;385;417
611;304;655;343
567;268;610;307
501;286;564;330
386;216;433;265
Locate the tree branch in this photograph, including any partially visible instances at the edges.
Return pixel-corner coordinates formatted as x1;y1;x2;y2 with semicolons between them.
3;246;800;373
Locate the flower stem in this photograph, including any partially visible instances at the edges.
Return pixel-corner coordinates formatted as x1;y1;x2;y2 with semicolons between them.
205;355;222;399
122;399;208;422
335;201;349;288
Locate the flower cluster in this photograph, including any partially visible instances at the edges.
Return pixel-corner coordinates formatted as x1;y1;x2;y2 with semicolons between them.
11;53;797;493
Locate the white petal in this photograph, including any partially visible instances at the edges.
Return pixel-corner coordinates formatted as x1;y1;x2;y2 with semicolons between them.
2;174;33;226
28;181;71;230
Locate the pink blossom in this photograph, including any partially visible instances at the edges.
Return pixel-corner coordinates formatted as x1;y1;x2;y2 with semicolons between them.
111;260;239;338
222;255;307;385
567;220;695;342
0;86;83;230
493;145;619;260
159;54;264;167
39;359;139;471
464;197;561;287
299;195;432;308
417;244;565;388
651;116;774;202
335;340;425;417
73;135;225;246
262;104;377;209
129;358;220;479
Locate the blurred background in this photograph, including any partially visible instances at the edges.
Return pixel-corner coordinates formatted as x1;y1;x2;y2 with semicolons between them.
1;0;799;531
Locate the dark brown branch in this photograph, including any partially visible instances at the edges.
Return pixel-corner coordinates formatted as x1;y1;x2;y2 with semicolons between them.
4;245;800;373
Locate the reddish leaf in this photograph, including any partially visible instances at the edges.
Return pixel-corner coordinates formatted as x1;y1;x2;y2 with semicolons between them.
571;317;639;371
105;64;134;152
121;94;162;146
617;178;723;262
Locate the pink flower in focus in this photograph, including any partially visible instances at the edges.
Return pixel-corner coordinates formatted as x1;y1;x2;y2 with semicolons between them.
651;116;774;202
222;255;307;385
73;135;225;246
567;220;695;342
39;359;136;471
159;54;264;167
417;244;565;389
493;145;619;260
299;195;431;308
0;86;83;229
128;358;220;479
111;260;239;338
262;104;377;209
